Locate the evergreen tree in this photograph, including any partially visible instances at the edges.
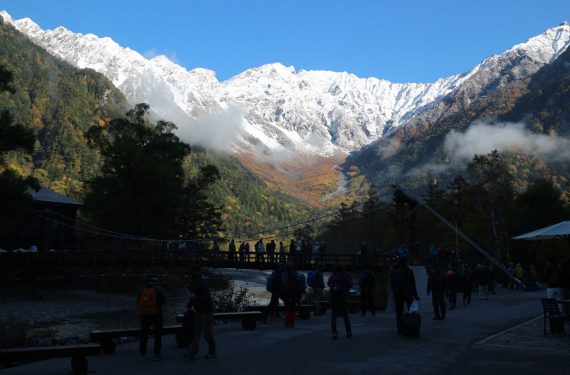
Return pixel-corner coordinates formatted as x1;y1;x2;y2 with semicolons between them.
83;104;222;239
466;150;514;261
0;65;38;249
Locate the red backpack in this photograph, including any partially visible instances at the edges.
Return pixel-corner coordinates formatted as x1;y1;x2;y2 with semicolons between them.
138;287;157;316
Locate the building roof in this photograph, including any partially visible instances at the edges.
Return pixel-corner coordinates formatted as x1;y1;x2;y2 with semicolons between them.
28;188;82;207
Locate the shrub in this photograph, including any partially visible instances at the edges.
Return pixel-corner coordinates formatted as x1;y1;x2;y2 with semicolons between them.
214;281;255;312
0;314;30;348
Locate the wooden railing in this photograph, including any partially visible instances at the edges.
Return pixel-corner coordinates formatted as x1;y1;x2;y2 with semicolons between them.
0;249;391;281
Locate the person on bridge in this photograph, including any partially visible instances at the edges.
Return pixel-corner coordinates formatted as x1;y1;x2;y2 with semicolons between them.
228;239;236;262
328;265;353;339
267;239;277;262
187;265;216;360
137;275;167;361
238;241;246;262
245;242;251;262
255;239;265;264
279;241;286;262
390;254;420;335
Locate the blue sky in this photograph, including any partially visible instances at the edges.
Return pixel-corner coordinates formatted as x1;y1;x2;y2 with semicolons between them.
2;0;569;82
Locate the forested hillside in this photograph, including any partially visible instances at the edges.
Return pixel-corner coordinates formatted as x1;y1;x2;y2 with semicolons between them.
185;150;313;236
0;21;315;237
347;46;570;195
0;21;126;197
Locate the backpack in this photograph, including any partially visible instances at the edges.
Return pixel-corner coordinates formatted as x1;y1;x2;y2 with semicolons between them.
307;270;318;288
282;269;298;295
138;287;157;316
266;275;274;292
267;270;283;293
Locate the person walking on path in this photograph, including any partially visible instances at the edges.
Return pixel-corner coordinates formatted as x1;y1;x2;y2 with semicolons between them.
265;263;285;322
447;267;458;310
462;264;474;306
476;264;490;300
327;265;353;340
427;266;447;320
390;254;420;335
307;263;326;315
358;270;376;316
282;261;300;327
187;265;216;360
514;263;525;291
137;275;167;361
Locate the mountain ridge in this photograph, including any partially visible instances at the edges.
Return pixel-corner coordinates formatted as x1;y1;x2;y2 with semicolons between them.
7;11;568;158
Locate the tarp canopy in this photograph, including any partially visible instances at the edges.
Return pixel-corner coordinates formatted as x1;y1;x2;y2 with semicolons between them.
512;221;570;240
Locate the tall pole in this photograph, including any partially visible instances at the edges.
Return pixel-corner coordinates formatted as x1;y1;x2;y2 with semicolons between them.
395;187;525;288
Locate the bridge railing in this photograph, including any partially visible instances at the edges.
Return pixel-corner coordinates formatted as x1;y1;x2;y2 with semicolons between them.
0;249;391;281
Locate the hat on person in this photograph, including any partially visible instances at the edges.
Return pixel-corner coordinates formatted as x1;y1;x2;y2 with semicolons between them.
144;274;159;285
397;244;409;259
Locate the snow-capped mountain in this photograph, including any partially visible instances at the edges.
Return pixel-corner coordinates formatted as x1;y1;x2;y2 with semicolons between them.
1;10;570;158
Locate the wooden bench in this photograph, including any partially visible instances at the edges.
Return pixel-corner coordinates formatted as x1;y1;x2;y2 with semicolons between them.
247;304;316;320
90;325;181;354
0;344;101;375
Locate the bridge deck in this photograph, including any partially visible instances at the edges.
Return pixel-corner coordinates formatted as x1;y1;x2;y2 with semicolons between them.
0;250;390;281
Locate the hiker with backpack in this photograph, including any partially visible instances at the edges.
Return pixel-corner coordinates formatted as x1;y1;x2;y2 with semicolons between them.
307;263;326;315
358;269;376;316
266;263;285;322
187;265;216;360
390;252;420;335
327;265;353;340
137;275;167;360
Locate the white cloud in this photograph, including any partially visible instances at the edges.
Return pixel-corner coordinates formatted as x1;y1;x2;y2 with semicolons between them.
444;120;570;165
176;104;247;153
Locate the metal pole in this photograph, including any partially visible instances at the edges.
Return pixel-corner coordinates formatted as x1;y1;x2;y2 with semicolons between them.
398;188;525;289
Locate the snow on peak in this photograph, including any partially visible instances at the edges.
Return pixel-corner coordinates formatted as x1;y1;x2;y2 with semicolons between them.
0;10;13;23
509;22;570;62
4;9;570;158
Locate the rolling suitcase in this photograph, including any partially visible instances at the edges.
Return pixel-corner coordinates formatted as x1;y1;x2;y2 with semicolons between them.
401;312;421;337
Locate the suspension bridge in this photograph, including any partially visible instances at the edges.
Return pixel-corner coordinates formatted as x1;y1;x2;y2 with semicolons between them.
0;249;391;282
